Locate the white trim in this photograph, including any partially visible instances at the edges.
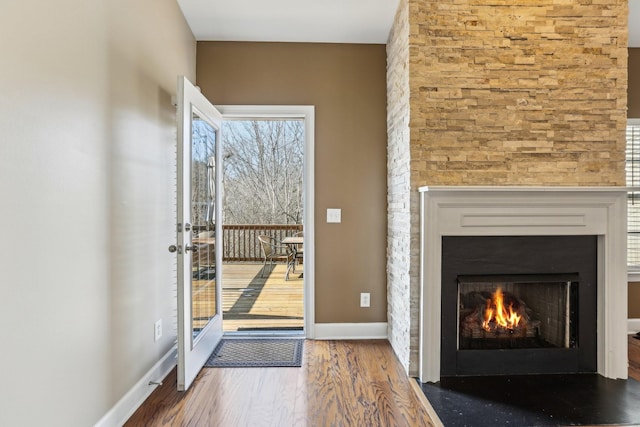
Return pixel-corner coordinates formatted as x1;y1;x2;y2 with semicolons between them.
216;105;311;119
313;322;388;340
216;105;315;339
418;186;628;383
95;346;177;427
419;185;629;193
629;272;640;282
629;319;640;334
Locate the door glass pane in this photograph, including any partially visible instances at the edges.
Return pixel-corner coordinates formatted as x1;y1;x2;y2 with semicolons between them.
191;110;217;340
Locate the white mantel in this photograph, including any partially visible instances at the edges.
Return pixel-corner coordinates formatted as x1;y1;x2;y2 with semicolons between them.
418;186;628;383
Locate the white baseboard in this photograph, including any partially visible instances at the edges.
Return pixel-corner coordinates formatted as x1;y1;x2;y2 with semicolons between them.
314;322;388;340
629;319;640;334
95;346;177;427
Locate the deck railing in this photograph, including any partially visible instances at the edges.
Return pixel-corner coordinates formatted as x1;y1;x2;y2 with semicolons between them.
222;224;303;262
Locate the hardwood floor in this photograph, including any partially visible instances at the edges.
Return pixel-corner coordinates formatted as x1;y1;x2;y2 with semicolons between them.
125;336;640;427
125;340;435;427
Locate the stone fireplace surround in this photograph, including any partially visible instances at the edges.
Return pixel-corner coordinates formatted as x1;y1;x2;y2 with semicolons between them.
418;186;628;383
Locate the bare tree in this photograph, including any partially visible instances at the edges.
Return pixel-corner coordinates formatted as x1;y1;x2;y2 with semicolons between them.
191;119;216;228
222;119;303;224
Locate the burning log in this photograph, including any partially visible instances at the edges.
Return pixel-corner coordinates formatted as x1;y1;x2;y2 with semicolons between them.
460;288;540;339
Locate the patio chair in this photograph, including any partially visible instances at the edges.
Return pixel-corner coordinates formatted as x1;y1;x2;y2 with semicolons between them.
292;231;304;273
258;235;293;278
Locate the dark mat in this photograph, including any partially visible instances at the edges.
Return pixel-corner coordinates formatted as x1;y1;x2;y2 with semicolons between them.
419;374;640;426
204;338;303;367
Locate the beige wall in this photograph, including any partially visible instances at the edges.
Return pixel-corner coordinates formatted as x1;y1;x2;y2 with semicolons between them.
630;49;640;118
630;283;640;318
196;42;388;323
631;285;640;322
0;1;195;425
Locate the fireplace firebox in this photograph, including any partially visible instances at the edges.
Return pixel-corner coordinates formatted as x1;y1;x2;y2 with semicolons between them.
441;235;597;377
458;274;578;351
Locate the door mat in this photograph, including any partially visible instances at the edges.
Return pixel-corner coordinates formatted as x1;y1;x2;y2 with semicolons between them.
237;326;304;332
204;338;303;368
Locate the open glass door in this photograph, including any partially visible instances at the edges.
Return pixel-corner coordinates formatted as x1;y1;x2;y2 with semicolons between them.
176;76;223;391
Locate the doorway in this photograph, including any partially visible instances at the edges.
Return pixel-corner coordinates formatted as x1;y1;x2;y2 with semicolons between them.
217;106;315;337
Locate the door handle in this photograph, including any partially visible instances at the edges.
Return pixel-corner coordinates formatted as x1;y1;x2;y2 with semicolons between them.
168;245;182;254
184;244;199;253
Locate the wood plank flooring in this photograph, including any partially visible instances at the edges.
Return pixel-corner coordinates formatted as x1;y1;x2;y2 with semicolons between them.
222;263;303;332
125;336;640;427
125;340;435;427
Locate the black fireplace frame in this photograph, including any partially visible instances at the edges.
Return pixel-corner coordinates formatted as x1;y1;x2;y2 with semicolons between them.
441;235;598;377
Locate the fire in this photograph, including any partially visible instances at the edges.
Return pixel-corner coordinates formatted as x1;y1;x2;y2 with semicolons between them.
481;287;522;331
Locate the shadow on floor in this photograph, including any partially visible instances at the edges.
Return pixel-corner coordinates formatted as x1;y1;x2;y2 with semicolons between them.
224;264;302;324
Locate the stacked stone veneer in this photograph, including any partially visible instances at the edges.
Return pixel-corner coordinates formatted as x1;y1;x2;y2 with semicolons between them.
387;0;628;375
386;0;413;372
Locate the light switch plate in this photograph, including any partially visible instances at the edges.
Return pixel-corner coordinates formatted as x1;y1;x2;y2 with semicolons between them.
327;208;341;223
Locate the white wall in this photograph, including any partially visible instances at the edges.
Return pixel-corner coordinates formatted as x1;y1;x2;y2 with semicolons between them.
0;1;195;425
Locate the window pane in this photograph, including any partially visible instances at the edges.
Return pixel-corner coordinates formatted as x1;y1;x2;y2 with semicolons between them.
627;123;640;268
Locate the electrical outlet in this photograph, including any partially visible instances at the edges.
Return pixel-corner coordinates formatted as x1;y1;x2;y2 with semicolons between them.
154;319;162;342
360;292;370;308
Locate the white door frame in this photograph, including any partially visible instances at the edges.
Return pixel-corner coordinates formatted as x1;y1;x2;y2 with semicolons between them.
217;105;315;338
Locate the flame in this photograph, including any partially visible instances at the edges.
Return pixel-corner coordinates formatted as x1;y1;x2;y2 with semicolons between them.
481;287;522;331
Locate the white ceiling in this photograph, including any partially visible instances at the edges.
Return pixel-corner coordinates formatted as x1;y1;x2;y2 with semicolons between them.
177;0;639;47
177;0;400;44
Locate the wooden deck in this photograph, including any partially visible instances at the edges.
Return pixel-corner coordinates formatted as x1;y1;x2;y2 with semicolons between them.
221;262;303;332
